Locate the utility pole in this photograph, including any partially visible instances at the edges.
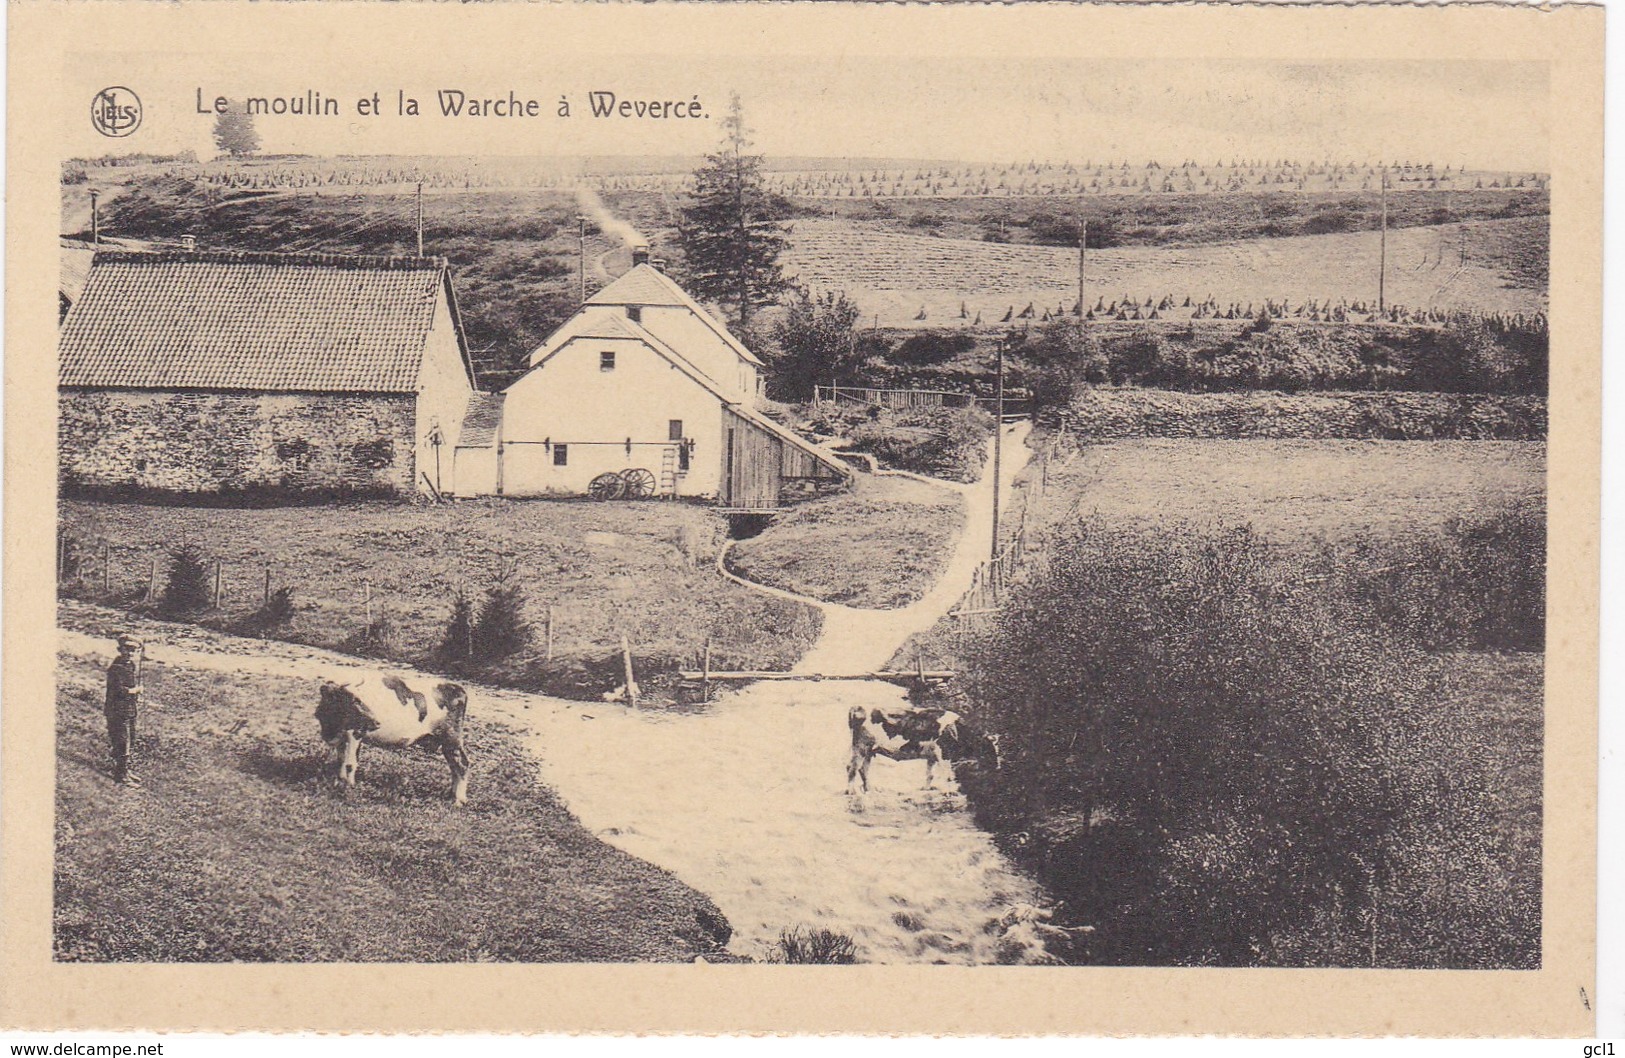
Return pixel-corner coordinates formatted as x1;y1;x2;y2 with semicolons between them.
89;190;100;246
1077;214;1088;349
415;182;424;257
577;214;588;306
1378;165;1388;313
991;336;1005;563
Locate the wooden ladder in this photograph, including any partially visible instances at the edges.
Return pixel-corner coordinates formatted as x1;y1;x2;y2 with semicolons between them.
659;445;679;497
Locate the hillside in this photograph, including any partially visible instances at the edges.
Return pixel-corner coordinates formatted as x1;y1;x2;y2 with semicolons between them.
781;216;1548;328
81;178;609;381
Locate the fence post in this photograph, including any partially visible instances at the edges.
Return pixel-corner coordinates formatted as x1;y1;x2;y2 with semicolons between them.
146;556;158;604
211;560;223;609
545;606;555;662
701;637;712;702
263;566;272;607
620;633;638;706
364;580;373;626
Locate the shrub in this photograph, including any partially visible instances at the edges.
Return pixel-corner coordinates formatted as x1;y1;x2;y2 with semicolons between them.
771;926;858;964
891;331;976;366
235;586;296;638
473;562;531;660
346;613;398;659
259;586;296;625
846;405;993;483
956;519;1538;967
438;589;476;663
1344;502;1546;652
162;544;214;615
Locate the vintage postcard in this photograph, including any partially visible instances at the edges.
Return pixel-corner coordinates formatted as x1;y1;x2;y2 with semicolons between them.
1;0;1603;1037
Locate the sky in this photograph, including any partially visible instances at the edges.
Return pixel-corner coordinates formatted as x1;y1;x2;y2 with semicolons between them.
65;53;1549;172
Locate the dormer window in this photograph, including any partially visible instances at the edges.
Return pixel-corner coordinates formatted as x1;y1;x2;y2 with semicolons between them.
600;350;616;372
626;305;642;324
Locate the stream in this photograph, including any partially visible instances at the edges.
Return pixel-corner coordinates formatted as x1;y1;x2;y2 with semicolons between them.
58;425;1054;963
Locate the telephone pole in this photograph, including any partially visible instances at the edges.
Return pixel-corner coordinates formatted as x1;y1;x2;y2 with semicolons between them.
89;190;100;246
1077;214;1088;348
991;336;1005;563
577;214;588;306
1378;165;1388;313
415;182;424;257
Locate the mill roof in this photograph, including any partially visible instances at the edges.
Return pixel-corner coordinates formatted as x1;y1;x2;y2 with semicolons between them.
585;263;764;367
58;250;474;393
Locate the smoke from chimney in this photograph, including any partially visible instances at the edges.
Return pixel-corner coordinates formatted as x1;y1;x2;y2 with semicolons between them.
574;185;647;251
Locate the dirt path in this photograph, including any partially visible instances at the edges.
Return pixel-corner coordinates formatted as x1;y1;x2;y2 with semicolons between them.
55;430;1050;964
791;422;1031;673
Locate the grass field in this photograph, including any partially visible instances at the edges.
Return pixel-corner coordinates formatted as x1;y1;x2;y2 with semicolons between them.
725;473;964;609
1029;437;1545;545
58;498;821;698
781;216;1547;328
54;654;733;962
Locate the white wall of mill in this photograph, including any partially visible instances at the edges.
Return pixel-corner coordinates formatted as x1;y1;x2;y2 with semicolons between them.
415;284;476;496
637;305;760;402
499;335;724;498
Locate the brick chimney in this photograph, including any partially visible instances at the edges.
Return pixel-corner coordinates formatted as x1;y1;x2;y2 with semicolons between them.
651;256;667;271
631;245;650;267
181;235;197;251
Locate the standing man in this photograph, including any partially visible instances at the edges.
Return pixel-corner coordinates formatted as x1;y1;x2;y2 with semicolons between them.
105;634;144;786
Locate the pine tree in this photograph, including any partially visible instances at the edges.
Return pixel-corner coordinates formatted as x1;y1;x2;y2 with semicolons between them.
676;93;788;329
213;106;261;158
162;543;213;615
439;589;476;662
473;561;530;660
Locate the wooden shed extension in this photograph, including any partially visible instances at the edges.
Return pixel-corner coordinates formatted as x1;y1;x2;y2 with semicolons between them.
719;405;846;511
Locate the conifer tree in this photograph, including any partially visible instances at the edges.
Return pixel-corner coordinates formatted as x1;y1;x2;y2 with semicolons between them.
677;93;788;329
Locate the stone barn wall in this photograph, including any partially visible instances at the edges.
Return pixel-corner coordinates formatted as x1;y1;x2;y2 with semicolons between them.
59;389;419;498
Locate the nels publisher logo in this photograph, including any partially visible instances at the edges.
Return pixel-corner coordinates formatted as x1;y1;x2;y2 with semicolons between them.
91;86;142;137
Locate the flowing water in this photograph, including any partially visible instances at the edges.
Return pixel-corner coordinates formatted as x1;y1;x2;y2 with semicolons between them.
58;426;1051;963
516;424;1048;962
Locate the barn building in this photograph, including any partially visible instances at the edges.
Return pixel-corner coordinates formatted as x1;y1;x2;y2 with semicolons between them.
58;250;476;499
453;248;847;508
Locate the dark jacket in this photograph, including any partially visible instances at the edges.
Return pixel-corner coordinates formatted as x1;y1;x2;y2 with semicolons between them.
105;656;142;717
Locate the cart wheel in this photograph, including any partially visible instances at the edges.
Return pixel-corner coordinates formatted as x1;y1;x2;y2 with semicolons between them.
588;472;625;500
619;467;657;499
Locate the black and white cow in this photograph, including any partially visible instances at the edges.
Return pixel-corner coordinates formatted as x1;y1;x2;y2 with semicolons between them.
847;704;988;794
317;673;470;805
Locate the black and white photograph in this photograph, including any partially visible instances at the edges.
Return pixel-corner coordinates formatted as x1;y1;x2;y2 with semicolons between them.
3;0;1606;1039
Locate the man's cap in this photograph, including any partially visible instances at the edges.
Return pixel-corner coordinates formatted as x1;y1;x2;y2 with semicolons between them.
116;634;144;651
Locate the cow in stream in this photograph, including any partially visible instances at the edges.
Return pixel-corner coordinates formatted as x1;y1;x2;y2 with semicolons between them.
317;673;471;806
847;704;986;794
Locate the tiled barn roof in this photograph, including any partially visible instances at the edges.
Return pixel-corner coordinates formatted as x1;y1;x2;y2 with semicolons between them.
59;251;467;393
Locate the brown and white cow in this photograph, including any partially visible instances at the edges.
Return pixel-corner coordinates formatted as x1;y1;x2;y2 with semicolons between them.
317;673;470;806
847;704;972;794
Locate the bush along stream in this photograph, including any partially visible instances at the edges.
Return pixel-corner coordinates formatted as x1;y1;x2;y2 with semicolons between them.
945;506;1543;967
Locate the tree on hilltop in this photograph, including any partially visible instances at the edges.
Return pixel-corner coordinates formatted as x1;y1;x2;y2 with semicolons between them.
677;93;789;329
213;106;261;158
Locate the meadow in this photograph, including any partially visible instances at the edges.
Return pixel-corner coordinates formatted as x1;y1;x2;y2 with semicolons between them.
58;498;821;700
780;215;1548;329
54;654;734;962
725;473;965;609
